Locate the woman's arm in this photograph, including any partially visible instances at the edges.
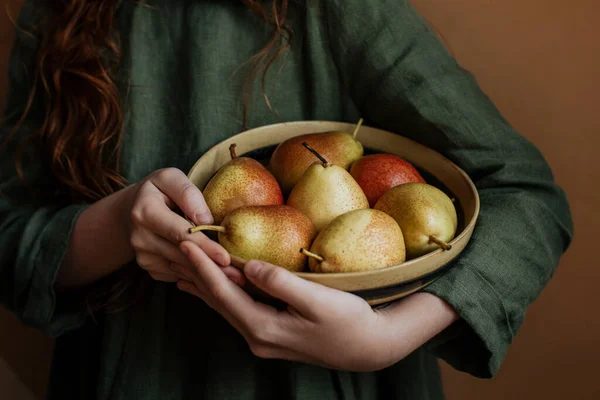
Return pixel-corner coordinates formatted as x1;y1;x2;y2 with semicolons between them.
55;184;137;290
378;292;460;364
321;0;574;377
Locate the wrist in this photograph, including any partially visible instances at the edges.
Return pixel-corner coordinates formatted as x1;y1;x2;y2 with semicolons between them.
115;183;141;243
375;293;459;365
57;184;141;290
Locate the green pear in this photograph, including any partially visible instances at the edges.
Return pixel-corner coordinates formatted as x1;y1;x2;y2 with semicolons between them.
189;205;317;272
374;182;457;259
286;143;369;232
301;209;406;273
269;120;365;195
203;144;284;224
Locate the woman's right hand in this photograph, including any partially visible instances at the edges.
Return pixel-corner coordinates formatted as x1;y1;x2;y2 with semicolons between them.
128;168;240;284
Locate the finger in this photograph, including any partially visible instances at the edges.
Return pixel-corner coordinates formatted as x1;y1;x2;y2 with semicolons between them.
136;252;170;274
169;263;241;288
148;271;180;283
169;263;198;283
239;321;339;368
138;228;229;269
180;241;277;324
243;260;334;320
247;343;336;369
187;231;230;267
246;341;307;363
136;253;188;282
133;195;199;244
134;230;194;266
177;280;205;298
222;266;246;287
134;198;229;266
137;253;184;281
151;169;213;225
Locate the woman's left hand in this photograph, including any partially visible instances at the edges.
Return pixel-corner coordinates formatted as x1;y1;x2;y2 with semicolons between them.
171;240;402;372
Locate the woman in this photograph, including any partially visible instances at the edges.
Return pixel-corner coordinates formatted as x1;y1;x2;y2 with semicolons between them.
0;0;573;399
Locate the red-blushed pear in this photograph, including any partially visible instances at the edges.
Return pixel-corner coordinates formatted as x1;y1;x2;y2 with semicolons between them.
374;182;457;259
189;205;317;272
300;209;406;273
350;154;426;207
202;144;283;224
269;119;365;195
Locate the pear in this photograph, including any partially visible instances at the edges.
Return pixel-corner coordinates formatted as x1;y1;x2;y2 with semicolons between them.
189;205;317;272
301;209;406;273
374;182;457;259
350;154;426;207
269;119;365;195
203;144;284;224
286;143;369;232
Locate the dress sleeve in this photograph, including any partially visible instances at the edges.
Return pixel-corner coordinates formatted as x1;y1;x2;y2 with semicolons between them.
0;1;89;338
322;0;574;378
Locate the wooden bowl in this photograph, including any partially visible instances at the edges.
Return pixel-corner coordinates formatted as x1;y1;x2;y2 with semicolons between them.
188;121;480;306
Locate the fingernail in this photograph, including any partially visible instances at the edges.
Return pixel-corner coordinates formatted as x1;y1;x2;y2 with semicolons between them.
219;254;230;267
244;261;262;278
194;211;213;225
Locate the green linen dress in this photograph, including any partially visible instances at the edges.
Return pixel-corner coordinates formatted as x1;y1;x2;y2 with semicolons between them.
0;0;574;399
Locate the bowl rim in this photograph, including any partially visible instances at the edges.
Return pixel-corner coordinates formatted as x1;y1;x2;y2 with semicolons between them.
187;119;481;277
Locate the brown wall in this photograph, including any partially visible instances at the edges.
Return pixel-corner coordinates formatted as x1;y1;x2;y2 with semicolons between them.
0;0;598;399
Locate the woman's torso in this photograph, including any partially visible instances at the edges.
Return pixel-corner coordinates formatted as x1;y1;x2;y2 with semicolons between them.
47;1;446;399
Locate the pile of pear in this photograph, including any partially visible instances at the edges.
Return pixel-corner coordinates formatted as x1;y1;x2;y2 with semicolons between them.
190;121;458;274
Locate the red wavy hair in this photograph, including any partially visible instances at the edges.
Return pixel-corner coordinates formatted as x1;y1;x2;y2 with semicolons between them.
4;0;291;312
6;0;291;204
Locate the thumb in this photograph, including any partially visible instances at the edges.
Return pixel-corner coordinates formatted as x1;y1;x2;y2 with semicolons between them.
244;260;326;318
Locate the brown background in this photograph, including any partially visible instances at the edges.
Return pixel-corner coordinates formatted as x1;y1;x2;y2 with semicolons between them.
1;0;598;399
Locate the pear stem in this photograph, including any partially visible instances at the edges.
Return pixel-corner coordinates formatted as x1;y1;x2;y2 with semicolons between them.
301;142;329;167
429;236;452;251
230;254;247;270
189;225;226;234
300;248;324;262
229;143;238;159
352;118;364;139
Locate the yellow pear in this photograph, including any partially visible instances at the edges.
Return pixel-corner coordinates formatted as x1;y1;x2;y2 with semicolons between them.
189;205;317;272
301;209;406;273
374;182;457;259
286;143;369;232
